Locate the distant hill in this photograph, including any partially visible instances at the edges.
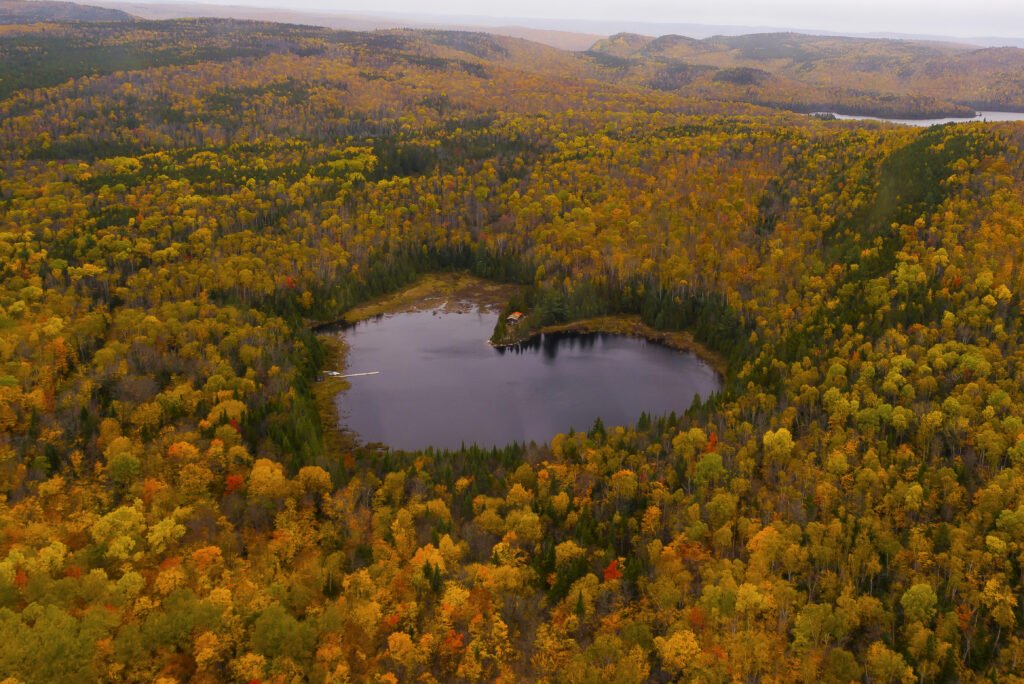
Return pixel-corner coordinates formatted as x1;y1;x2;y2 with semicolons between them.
88;1;601;51
590;31;1024;116
1;4;1021;119
0;0;133;22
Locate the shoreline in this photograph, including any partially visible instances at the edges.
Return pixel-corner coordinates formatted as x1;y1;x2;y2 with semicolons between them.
313;273;728;378
313;278;729;454
311;333;361;456
310;272;522;331
492;314;728;377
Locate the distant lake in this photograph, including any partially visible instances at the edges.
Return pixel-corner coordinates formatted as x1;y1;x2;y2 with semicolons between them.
330;307;721;451
821;111;1024;127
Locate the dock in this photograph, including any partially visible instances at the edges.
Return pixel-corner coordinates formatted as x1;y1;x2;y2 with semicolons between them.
324;371;380;378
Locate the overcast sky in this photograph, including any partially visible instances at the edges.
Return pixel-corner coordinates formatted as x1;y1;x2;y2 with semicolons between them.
121;0;1024;38
243;0;1023;38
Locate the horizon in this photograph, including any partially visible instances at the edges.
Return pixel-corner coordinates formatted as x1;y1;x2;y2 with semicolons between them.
93;0;1024;40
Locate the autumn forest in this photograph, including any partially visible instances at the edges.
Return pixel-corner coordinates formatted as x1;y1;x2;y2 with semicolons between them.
1;9;1024;683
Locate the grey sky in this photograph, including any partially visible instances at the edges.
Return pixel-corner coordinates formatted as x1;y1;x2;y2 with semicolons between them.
208;0;1024;38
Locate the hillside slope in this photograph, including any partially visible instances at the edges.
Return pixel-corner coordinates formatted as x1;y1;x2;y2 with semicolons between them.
592;31;1024;116
0;0;132;22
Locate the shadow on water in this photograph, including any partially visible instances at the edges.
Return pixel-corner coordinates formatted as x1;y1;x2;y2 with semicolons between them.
330;308;722;450
497;331;602;359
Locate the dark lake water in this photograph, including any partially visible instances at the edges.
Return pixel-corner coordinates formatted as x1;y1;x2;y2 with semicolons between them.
331;307;722;451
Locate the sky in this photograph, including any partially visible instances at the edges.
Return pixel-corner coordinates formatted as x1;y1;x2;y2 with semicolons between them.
214;0;1024;38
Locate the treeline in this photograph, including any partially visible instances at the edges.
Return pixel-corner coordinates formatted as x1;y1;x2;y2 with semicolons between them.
495;274;753;368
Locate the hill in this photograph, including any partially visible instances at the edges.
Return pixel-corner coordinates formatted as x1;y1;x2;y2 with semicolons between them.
89;0;603;50
591;31;1024;116
0;0;132;22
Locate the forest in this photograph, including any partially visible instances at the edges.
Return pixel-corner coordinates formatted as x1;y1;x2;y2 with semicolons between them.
589;31;1024;118
1;14;1024;683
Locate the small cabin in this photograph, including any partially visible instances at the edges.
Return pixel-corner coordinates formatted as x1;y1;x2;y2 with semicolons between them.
506;311;524;326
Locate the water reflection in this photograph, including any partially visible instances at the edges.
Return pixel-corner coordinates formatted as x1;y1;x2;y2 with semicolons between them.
332;308;722;451
497;332;603;359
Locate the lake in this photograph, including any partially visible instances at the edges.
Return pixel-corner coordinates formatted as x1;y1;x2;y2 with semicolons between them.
330;307;722;451
823;111;1024;127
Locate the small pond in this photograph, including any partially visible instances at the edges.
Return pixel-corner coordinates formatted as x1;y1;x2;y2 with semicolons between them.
330;306;722;450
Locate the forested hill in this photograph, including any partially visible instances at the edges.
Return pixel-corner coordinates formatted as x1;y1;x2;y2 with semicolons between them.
1;15;1024;683
590;31;1024;117
0;0;133;23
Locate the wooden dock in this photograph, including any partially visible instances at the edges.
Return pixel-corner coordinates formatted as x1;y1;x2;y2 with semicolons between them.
324;371;380;378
